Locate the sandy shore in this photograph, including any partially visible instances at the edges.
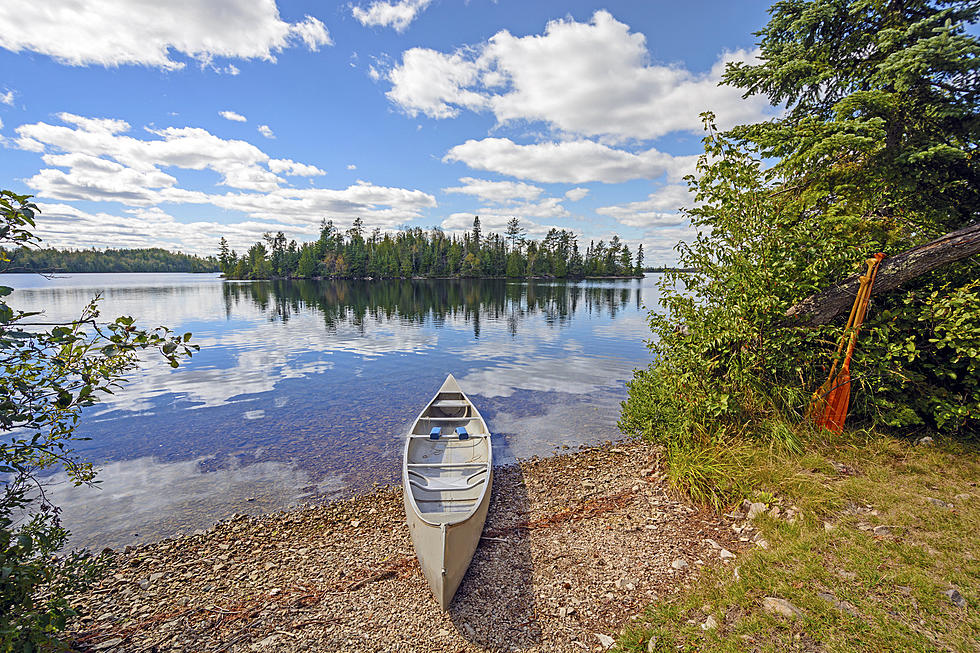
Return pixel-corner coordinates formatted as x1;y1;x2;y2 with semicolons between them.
67;439;745;652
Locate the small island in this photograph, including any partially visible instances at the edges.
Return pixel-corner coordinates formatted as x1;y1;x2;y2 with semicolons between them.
218;217;646;280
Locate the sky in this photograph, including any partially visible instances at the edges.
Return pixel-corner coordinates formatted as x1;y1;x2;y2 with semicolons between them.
0;0;778;264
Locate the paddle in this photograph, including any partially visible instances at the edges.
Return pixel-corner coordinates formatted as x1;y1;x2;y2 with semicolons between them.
814;253;884;433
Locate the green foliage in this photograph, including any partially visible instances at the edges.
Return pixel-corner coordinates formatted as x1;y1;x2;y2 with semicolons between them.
0;190;197;649
219;220;639;281
2;246;218;274
622;0;979;486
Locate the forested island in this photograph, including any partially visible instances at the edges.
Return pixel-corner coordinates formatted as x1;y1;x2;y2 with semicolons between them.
1;246;218;273
219;217;644;280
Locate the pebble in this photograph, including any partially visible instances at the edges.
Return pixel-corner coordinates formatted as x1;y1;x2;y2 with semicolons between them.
747;502;767;520
700;615;718;630
595;633;615;648
719;549;736;561
671;558;688;570
762;596;803;619
817;592;859;618
925;497;951;509
914;436;934;446
92;638;124;651
945;588;967;608
646;636;659;652
872;525;892;536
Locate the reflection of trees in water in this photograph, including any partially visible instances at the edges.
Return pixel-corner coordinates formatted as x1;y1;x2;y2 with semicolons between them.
222;279;641;336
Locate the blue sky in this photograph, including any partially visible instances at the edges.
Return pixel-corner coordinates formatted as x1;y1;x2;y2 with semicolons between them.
0;0;776;263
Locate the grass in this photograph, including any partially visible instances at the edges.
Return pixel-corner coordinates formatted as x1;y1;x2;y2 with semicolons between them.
618;428;980;652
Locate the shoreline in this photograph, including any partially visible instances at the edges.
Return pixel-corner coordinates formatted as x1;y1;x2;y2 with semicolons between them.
66;439;750;652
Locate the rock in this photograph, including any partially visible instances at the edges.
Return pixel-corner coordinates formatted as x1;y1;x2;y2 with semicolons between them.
768;506;781;519
817;592;860;618
462;623;476;637
704;538;722;550
762;596;803;619
756;539;769;549
148;572;165;582
92;638;124;651
914;436;934;446
251;634;280;650
719;549;736;561
945;588;967;608
646;636;659;652
671;558;688;570
595;633;615;648
559;606;576;618
824;521;836;532
954;493;971;502
872;525;892;536
925;497;951;509
747;502;767;520
700;615;718;630
733;566;741;581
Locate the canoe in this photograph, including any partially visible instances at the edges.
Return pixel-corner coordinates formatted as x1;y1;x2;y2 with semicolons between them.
402;373;493;610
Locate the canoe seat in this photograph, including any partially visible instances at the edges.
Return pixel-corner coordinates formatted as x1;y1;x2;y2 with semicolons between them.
432;400;468;410
408;468;486;492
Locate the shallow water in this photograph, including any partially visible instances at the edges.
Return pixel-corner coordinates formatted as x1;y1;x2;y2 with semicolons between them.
1;273;661;550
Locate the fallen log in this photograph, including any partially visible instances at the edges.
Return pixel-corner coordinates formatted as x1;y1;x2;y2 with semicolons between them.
785;223;980;326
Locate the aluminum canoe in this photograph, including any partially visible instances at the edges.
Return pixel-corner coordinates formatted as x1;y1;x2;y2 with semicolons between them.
402;373;493;610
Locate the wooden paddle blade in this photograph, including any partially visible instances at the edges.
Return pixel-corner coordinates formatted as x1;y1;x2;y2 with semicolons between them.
816;367;851;433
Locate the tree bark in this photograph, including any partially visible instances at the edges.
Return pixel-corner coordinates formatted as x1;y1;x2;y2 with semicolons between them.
785;223;980;326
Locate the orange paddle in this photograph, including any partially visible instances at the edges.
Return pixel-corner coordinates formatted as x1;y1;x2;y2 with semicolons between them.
813;253;885;433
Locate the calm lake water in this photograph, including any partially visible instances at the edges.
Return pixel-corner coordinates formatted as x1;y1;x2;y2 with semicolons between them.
1;273;661;550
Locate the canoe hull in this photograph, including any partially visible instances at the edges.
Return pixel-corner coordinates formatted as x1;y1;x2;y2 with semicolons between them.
402;374;493;610
403;467;492;610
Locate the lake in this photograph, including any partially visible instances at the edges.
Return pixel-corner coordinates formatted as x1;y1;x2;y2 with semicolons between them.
1;273;660;550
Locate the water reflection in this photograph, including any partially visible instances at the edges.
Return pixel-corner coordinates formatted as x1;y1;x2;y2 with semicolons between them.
0;274;659;549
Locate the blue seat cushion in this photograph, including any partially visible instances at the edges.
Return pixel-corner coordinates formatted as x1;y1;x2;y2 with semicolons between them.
429;427;441;440
455;426;468;440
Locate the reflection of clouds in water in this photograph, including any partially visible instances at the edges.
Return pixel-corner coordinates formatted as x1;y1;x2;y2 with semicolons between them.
43;455;332;551
590;311;657;341
460;354;635;398
87;306;436;415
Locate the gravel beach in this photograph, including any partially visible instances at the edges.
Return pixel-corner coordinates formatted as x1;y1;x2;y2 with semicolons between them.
67;439;744;652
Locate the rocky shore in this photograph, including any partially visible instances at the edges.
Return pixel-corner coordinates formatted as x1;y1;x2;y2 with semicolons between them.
67;439;749;652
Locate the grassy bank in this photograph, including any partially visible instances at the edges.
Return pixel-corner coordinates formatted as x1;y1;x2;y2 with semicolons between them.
617;429;980;651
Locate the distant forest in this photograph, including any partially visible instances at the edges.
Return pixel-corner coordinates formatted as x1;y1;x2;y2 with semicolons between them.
220;217;644;280
1;247;218;273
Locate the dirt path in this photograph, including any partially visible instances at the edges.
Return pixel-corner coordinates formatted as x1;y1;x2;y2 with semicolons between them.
68;439;743;652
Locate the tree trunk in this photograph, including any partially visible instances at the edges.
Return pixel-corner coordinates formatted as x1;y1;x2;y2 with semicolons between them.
785;223;980;326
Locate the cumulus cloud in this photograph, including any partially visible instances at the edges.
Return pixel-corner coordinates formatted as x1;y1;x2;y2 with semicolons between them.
351;0;433;33
0;0;331;70
268;159;325;176
443;177;543;203
444;138;682;184
596;184;693;228
386;10;773;141
219;110;247;122
564;187;588;202
14;113;436;237
257;124;275;139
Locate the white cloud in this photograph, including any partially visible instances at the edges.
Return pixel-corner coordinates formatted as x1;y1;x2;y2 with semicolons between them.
0;1;331;70
564;187;588;202
219;110;247;122
0;90;13;105
596;184;693;227
386;11;773;141
347;164;357;170
443;177;543;203
387;48;487;119
268;159;324;176
444;138;680;184
14;113;436;235
257;124;275;139
352;0;433;33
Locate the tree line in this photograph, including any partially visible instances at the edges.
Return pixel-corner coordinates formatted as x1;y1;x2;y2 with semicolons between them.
218;217;644;280
1;246;218;273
